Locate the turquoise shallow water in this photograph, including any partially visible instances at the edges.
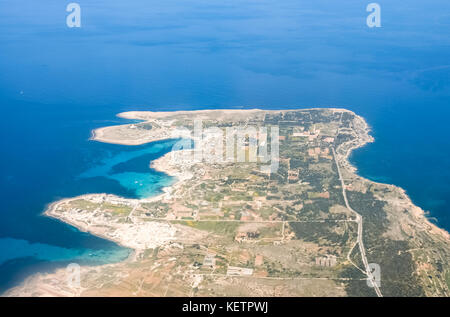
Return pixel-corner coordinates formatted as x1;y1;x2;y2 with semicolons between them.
0;129;182;291
79;139;179;198
0;238;129;267
0;0;449;292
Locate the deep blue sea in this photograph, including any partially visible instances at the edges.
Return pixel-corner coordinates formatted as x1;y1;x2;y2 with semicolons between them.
0;0;449;292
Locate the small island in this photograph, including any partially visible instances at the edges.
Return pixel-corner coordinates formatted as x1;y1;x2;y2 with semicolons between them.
5;108;449;297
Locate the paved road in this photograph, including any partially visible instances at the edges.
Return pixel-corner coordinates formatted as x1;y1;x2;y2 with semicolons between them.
332;148;383;297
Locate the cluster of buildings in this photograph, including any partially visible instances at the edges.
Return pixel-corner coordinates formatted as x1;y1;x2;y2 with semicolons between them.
226;266;254;276
202;253;216;268
307;147;332;160
292;127;321;141
235;229;260;243
315;255;337;267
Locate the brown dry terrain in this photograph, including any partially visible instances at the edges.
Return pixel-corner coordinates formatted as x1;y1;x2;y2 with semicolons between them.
5;108;449;297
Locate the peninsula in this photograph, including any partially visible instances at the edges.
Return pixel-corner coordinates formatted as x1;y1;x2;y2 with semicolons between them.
5;108;449;297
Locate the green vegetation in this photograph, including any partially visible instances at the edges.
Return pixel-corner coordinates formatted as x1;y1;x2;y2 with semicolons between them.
102;203;132;215
174;220;240;236
289;222;353;246
69;199;99;211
